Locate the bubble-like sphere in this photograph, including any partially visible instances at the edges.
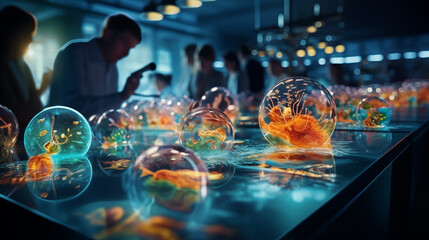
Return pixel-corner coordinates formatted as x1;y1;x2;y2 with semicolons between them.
128;145;208;221
179;108;235;151
120;99;149;130
200;87;239;123
24;106;92;159
259;77;336;148
0;105;19;149
356;96;392;128
95;109;133;148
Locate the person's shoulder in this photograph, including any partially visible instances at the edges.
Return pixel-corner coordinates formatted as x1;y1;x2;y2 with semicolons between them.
59;38;94;53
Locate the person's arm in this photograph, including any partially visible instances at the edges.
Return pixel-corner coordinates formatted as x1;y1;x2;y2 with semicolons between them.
50;45;140;118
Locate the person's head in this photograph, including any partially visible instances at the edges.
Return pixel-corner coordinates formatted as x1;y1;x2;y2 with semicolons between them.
237;44;251;62
0;5;37;59
268;59;284;77
183;44;197;66
99;13;141;62
152;73;172;92
223;51;240;73
197;44;216;74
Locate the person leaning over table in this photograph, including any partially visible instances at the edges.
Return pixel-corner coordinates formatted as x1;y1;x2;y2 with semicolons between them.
48;13;143;118
0;5;52;132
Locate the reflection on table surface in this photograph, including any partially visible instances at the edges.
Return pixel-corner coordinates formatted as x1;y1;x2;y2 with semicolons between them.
0;115;427;239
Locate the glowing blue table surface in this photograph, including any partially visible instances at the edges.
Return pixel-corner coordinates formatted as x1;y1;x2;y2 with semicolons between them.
0;107;428;239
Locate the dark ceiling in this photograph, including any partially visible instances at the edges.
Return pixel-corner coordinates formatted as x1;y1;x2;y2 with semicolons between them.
2;0;428;50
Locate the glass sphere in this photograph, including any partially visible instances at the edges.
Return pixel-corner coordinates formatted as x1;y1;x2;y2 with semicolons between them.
120;99;149;130
200;87;239;123
0;104;19;149
27;156;92;201
95;109;133;148
259;77;336;148
128;145;208;221
179;108;235;152
24;106;92;159
356;96;392;128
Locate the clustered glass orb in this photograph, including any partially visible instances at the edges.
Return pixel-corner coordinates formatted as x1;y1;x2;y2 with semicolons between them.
356;96;392;128
179;108;235;152
259;77;337;148
200;87;239;123
95;109;133;148
24;106;92;159
0;104;19;149
128;145;208;220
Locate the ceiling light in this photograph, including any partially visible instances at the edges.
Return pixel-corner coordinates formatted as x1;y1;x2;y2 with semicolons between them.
178;0;202;8
324;46;334;54
318;42;326;49
142;1;163;21
158;0;180;15
335;44;345;53
307;26;317;33
297;49;306;57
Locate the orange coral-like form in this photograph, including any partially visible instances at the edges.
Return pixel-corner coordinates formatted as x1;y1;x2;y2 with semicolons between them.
27;154;54;181
141;168;206;191
260;105;330;148
198;127;227;141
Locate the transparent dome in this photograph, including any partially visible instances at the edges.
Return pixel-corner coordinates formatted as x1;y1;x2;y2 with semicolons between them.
127;145;208;221
200;87;239;123
179;108;235;152
259;77;336;148
24;106;92;159
356;96;392;128
0;104;19;149
120;99;148;130
95;109;133;148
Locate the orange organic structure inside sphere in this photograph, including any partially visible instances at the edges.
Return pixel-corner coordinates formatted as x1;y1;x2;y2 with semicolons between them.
141;167;206;191
27;154;54;181
260;105;331;148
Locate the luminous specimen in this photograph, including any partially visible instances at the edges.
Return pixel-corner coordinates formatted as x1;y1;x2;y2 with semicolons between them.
0;105;19;149
356;96;392;128
24;106;92;159
128;145;208;221
179;108;235;151
259;77;336;148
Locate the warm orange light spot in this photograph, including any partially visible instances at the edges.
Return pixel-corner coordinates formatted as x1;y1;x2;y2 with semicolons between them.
27;154;54;181
73;121;79;125
40;130;47;136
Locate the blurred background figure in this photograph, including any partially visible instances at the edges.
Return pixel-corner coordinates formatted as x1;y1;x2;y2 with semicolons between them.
190;44;225;100
0;5;51;131
266;58;288;90
237;45;265;96
48;13;143;118
174;43;196;97
223;51;248;95
152;72;174;98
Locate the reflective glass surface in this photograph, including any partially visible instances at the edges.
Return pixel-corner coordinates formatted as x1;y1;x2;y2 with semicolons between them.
0;109;427;239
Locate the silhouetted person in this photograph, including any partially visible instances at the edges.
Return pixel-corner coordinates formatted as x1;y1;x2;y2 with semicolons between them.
191;44;225;100
266;58;288;90
49;13;143;118
0;6;51;131
175;43;196;97
223;51;248;95
237;45;265;95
